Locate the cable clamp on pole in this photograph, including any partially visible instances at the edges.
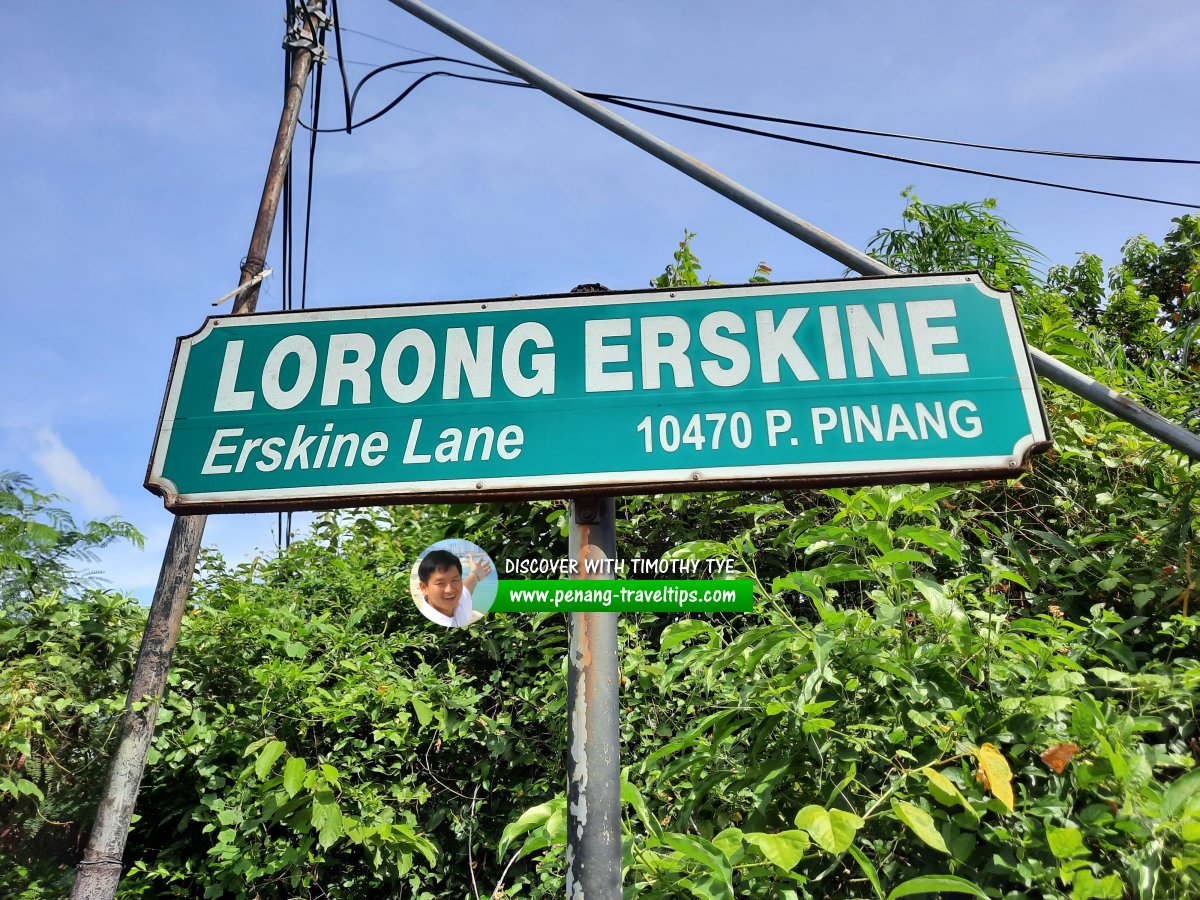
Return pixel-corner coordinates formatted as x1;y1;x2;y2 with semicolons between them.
283;2;330;62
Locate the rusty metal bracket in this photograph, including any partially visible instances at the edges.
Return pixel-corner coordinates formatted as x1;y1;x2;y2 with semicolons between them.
284;1;330;63
573;497;601;524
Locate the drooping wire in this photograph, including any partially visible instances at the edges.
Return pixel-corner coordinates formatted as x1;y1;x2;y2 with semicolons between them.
278;2;297;554
299;18;325;312
324;41;1200;166
329;0;353;133
588;92;1200;166
298;62;1199;209
596;95;1200;209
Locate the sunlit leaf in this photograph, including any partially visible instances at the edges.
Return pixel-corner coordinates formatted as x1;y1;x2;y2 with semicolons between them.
891;800;949;854
254;740;286;780
744;829;809;870
886;874;989;899
975;743;1015;812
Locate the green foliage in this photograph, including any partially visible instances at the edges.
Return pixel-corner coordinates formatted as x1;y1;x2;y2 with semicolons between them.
89;502;565;898
1048;215;1200;371
0;471;142;605
0;476;144;896
866;189;1042;297
4;208;1199;898
608;479;1197;898
1117;215;1200;363
652;229;715;288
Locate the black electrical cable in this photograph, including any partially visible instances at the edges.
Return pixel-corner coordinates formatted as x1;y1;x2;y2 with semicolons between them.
279;1;295;553
589;93;1200;166
282;31;295;314
329;0;353;133
298;66;1199;209
300;25;325;312
599;95;1200;209
327;42;1200;165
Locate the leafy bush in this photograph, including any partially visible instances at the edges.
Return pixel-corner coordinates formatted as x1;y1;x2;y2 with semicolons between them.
3;202;1198;898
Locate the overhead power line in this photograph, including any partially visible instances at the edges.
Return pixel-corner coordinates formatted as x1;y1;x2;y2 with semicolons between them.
325;40;1200;166
301;54;1199;209
591;93;1200;166
596;95;1200;209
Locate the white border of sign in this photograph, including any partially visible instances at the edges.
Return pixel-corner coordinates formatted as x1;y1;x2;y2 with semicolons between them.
146;273;1051;512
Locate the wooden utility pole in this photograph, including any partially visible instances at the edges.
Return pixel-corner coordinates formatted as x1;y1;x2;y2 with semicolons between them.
71;5;327;897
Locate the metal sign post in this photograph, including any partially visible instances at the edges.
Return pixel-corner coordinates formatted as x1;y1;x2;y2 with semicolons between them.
567;497;622;898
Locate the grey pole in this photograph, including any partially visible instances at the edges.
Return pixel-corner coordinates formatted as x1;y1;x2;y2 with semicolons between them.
385;0;1200;461
567;497;622;899
71;8;326;898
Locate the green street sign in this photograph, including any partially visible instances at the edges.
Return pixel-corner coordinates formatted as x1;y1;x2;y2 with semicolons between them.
146;273;1050;512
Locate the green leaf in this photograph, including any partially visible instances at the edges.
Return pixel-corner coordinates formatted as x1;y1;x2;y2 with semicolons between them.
744;830;810;870
621;777;662;837
242;736;272;757
826;763;858;808
919;767;974;816
283;757;306;798
665;540;731;561
660;619;716;652
891;800;949;854
849;844;884;900
1161;769;1200;819
896;525;962;561
317;802;343;849
794;805;863;854
886;874;989;899
991;569;1030;590
254;740;286;780
499;798;563;857
711;827;744;859
1047;826;1086;860
411;696;433;727
1071;870;1123;900
661;832;733;889
16;779;44;802
874;548;931;567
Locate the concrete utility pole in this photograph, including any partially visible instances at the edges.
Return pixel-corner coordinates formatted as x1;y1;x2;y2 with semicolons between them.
71;5;327;897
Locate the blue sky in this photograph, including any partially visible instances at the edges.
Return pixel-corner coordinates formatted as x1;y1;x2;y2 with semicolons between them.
3;2;1197;599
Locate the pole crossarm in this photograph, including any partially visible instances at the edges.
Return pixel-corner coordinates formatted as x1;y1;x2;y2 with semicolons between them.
386;0;1200;461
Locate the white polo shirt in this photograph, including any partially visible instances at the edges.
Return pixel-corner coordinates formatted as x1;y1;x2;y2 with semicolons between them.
418;584;474;628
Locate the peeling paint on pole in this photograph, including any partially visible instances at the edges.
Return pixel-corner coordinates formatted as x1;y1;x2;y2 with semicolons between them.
567;500;621;898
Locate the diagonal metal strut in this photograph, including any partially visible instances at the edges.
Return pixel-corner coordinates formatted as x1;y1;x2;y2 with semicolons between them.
386;0;1200;461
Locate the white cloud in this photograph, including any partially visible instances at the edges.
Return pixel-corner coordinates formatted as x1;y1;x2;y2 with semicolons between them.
30;427;120;517
91;521;171;602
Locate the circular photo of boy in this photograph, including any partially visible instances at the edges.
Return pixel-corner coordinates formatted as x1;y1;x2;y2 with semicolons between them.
410;539;498;629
